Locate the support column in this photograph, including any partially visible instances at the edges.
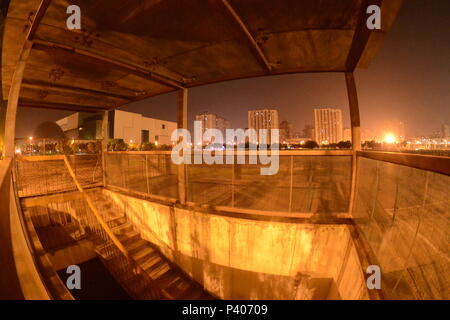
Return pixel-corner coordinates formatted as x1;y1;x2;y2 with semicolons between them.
177;88;188;204
345;72;361;215
3;41;33;157
101;111;108;186
3;0;52;158
345;72;361;150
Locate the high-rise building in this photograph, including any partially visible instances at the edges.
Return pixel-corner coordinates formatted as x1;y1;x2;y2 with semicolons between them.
314;108;343;144
302;125;315;140
195;112;231;144
279;120;293;143
441;124;450;139
247;109;279;144
343;128;352;142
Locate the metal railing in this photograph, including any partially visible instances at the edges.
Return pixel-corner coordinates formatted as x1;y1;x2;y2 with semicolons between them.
353;151;450;300
105;150;353;215
14;154;103;197
14;155;168;299
61;156;167;299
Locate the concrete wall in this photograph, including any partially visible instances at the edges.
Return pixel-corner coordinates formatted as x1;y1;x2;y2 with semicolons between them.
114;110;176;145
56;113;79;132
104;189;369;300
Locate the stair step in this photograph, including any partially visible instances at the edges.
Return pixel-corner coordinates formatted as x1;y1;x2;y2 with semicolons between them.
125;239;148;253
166;278;192;298
139;252;162;271
147;260;171;279
102;209;121;219
106;216;127;227
111;222;133;233
116;230;140;243
131;246;155;261
154;270;179;289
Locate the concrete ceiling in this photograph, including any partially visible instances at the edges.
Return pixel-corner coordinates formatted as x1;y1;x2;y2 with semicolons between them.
2;0;403;112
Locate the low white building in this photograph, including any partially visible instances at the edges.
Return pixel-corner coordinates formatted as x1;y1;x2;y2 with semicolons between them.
111;110;176;145
57;110;177;145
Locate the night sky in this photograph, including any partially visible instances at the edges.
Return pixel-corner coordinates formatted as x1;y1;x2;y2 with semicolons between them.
16;0;450;139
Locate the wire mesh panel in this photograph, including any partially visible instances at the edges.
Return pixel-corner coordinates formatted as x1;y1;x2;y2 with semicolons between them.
66;155;103;187
186;155;351;213
187;162;233;206
291;156;351;213
232;156;291;212
14;155;103;198
105;153;178;200
353;157;450;300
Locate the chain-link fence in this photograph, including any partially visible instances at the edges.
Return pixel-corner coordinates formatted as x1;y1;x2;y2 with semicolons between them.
353;157;449;300
187;155;351;213
105;153;178;199
14;155;103;197
105;152;352;214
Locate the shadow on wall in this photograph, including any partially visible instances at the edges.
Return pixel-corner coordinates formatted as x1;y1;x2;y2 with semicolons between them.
103;189;368;300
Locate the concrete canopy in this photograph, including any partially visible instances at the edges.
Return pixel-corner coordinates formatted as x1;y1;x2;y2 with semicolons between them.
2;0;403;113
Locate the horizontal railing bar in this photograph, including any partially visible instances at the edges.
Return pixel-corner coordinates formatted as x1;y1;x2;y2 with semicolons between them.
106;150;353;156
357;151;450;176
17;155;65;161
105;185;178;205
187;202;352;223
17;155;100;162
106;151;173;155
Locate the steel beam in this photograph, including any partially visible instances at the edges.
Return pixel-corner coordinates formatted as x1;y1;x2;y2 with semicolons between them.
33;39;185;90
21;80;132;100
346;0;383;71
220;0;272;72
19;99;109;113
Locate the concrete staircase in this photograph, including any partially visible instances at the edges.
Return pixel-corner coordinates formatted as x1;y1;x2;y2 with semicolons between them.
91;193;214;300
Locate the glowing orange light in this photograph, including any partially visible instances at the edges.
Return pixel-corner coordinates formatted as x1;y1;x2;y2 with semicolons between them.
384;134;396;144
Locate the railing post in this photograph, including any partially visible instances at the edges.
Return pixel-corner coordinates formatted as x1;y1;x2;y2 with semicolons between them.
177;88;188;204
145;154;150;195
289;155;294;212
231;162;235;207
101;111;108;187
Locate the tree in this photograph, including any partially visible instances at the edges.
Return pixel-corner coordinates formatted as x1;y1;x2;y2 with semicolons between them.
108;139;127;151
141;142;156;151
303;140;319;149
337;141;352;149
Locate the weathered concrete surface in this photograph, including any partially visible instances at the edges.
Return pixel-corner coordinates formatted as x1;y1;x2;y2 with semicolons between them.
0;159;25;299
104;189;368;300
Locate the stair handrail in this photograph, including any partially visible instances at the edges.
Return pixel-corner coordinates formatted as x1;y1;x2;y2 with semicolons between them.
62;155;129;258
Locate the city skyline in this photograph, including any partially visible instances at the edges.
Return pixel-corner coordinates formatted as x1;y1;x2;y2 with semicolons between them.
1;0;448;303
14;0;450;141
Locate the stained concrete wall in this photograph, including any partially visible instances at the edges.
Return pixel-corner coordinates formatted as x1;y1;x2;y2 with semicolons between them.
104;189;369;300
